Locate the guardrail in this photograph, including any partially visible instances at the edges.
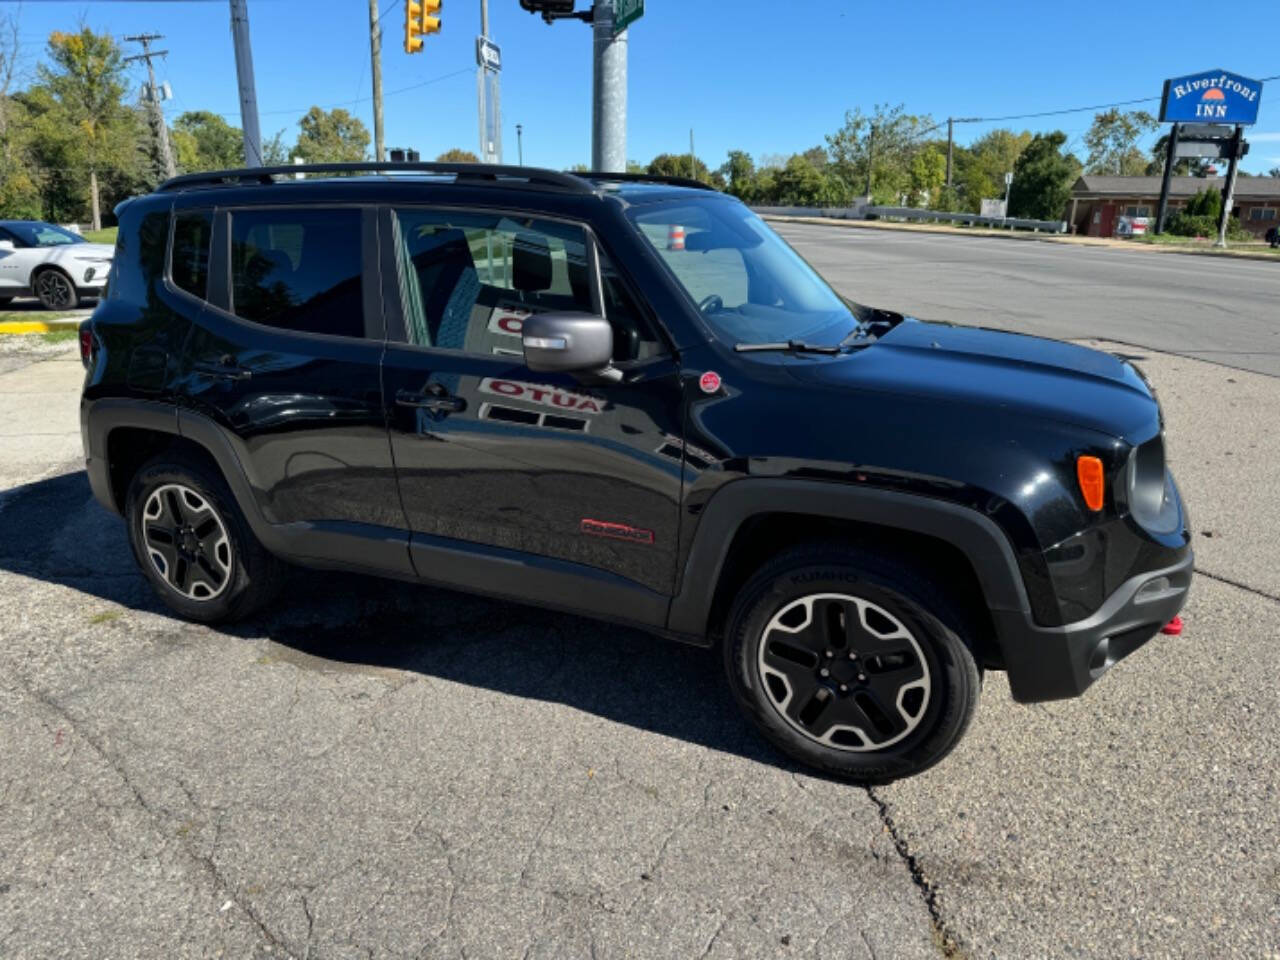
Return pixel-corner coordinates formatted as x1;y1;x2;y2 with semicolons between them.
754;204;1068;234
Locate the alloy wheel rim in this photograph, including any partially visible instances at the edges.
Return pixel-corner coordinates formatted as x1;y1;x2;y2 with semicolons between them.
757;592;932;752
36;272;71;307
141;484;232;601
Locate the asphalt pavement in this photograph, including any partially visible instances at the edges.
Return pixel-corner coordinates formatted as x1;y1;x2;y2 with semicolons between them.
775;222;1280;377
2;231;1279;959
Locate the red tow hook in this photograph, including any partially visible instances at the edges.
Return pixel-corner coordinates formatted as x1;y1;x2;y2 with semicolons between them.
1161;615;1184;636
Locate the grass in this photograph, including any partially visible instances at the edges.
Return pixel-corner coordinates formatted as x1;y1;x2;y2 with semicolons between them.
40;329;79;343
1133;232;1280;254
81;226;117;244
88;610;122;625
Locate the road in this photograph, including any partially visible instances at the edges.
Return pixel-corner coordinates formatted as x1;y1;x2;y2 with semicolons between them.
775;221;1280;377
1;245;1279;958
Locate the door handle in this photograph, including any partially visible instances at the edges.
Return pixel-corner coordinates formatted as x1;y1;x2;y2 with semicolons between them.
193;357;252;381
396;388;465;413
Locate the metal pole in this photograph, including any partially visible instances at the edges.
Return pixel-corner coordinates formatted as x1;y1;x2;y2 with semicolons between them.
477;0;501;163
229;0;263;166
368;0;384;162
516;124;523;166
591;0;626;172
689;128;695;180
945;117;953;188
1215;125;1243;249
864;124;875;198
1154;123;1179;235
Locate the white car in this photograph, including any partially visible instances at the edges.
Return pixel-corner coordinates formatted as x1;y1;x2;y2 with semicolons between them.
0;220;114;310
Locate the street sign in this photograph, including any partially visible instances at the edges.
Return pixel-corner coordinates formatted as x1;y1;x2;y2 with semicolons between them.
476;35;501;72
1160;69;1263;125
613;0;643;36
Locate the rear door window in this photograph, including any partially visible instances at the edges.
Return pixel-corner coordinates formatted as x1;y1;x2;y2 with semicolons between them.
229;208;365;339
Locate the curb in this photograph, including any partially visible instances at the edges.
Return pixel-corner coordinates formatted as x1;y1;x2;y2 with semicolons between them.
762;215;1280;262
0;317;84;335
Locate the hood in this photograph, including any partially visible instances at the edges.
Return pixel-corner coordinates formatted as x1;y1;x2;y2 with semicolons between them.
62;242;115;262
786;320;1158;443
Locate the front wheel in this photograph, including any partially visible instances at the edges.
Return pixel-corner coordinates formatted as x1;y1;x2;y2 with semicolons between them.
725;545;981;784
125;454;282;623
33;269;78;310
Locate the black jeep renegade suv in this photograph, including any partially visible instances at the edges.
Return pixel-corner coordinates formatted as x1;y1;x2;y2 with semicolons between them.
79;162;1192;782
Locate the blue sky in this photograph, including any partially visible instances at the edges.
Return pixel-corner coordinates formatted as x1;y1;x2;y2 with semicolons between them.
11;0;1280;173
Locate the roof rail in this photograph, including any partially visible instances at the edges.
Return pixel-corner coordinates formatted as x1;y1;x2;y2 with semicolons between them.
580;171;717;192
156;162;594;194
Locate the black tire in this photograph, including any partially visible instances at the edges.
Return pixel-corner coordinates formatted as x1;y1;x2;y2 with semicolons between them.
724;544;981;784
33;268;78;310
125;453;283;623
0;296;12;306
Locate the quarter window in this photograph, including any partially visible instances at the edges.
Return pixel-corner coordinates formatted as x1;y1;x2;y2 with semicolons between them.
171;211;213;300
229;208;364;338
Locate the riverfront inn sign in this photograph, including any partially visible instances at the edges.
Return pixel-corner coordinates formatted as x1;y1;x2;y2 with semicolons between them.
1160;69;1263;125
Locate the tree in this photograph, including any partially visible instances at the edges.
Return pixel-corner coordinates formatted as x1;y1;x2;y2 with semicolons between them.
648;152;723;188
1007;131;1080;220
721;149;757;200
826;103;935;201
1084;108;1158;176
0;10;41;219
262;129;290;165
35;28;135;229
173;110;243;171
436;147;478;162
907;144;946;207
1269;167;1280;178
293;106;369;163
955;128;1031;211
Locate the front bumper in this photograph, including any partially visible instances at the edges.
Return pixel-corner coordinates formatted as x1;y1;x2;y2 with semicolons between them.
993;550;1194;703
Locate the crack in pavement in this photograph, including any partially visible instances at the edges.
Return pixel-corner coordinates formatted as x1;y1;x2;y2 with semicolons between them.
1193;567;1280;605
11;672;295;958
865;787;966;959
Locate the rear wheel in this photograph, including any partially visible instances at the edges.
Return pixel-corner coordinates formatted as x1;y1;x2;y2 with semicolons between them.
125;454;282;623
0;296;12;306
725;545;981;783
33;269;78;310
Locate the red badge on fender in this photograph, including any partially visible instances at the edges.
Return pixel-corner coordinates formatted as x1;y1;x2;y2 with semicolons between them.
699;371;722;394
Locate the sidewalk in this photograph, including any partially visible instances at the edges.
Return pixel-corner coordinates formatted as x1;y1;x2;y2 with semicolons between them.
0;346;84;493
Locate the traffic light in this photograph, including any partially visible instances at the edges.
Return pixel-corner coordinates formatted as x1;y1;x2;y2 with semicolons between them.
404;0;440;53
405;0;424;53
422;0;442;37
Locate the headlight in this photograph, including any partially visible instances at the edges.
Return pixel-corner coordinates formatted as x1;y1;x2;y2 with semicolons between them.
1126;434;1180;534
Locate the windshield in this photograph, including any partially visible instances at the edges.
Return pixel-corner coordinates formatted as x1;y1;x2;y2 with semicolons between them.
627;196;855;346
5;222;85;247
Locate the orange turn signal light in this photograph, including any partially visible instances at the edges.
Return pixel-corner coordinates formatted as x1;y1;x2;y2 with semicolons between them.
1076;455;1105;512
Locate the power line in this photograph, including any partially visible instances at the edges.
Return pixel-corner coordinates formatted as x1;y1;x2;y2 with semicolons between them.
211;65;471;119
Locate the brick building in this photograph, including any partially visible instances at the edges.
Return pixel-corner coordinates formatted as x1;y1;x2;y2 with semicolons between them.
1068;175;1280;238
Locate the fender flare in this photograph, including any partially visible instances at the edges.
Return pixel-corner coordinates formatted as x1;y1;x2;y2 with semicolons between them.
665;478;1032;638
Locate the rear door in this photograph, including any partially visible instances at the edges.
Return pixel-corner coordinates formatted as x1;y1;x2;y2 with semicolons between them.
175;203;407;571
378;204;686;622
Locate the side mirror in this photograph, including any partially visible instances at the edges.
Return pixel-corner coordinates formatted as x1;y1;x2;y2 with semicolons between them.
0;240;14;253
522;312;614;374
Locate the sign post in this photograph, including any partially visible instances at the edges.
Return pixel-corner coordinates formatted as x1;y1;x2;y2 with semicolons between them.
1155;69;1263;243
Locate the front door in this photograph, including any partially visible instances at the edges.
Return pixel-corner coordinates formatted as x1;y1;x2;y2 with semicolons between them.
378;205;685;624
176;204;405;568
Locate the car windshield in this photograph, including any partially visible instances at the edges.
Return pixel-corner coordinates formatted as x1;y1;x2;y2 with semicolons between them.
5;222;85;247
627;196;855;346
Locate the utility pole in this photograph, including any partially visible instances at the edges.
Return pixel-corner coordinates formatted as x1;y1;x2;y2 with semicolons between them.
689;128;695;180
591;0;626;171
516;123;524;165
229;0;263;166
945;117;953;188
368;0;385;162
477;0;502;163
864;124;875;199
123;34;176;180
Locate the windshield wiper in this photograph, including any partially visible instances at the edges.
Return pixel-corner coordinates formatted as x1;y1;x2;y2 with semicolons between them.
734;339;842;355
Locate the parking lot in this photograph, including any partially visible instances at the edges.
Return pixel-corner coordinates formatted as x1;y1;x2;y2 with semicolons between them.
2;229;1278;959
